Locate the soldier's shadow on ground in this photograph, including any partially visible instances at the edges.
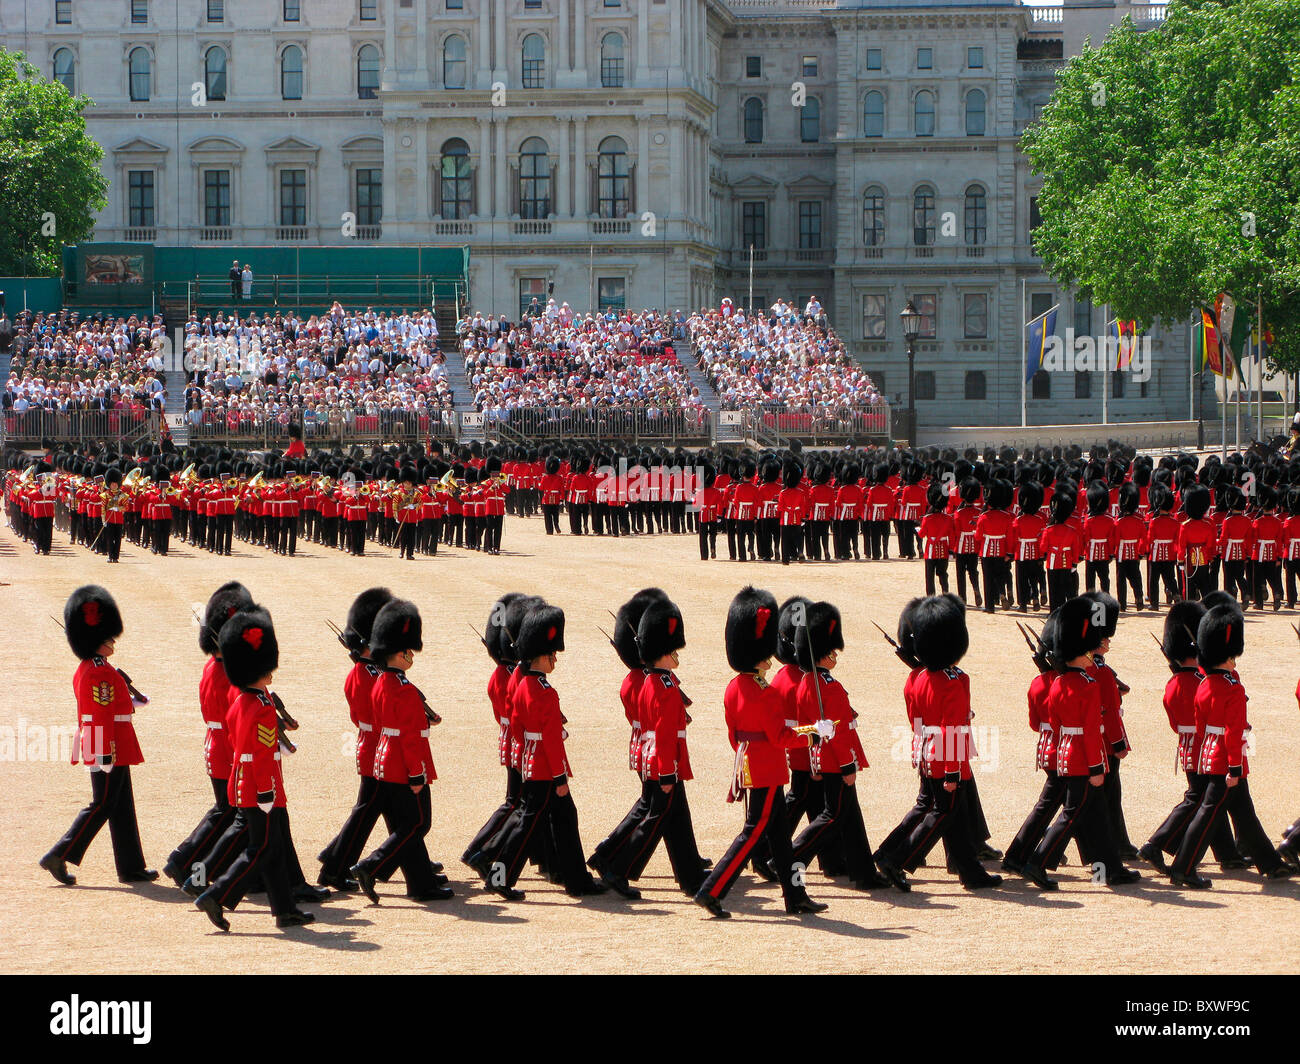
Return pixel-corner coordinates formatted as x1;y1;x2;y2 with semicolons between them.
218;927;383;950
60;883;200;904
357;894;530;924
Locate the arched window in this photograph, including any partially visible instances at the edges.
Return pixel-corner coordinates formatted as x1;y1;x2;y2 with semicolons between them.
965;88;986;136
913;185;935;246
597;135;629;219
801;96;821;143
443;35;466;89
357;44;379;99
863;90;884;137
863;185;885;247
129;47;151;101
281;44;303;100
519;137;551;219
53;48;75;93
600;33;624;88
914;90;935;136
440;138;472;219
521;33;545;89
964;184;987;245
204;46;227;101
743;97;764;143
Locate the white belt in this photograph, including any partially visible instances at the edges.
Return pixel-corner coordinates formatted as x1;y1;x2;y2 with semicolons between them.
206;721;224;730
240;752;281;761
524;731;543;740
784;719;797;727
1177;726;1196;734
80;715;95;723
419;729;430;738
381;727;400;736
847;720;857;731
113;715;132;722
1205;725;1226;736
921;725;943;736
1039;723;1052;733
1060;727;1083;735
677;730;687;738
357;722;373;732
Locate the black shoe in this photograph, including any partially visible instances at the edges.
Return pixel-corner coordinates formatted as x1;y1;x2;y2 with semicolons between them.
698;857;713;871
1001;857;1025;876
600;874;641;900
694;892;730;918
1170;871;1213;890
463;852;489;879
196;892;230;931
487;882;526;902
750;859;779;883
1218;857;1249;870
785;894;829;915
162;860;187;888
976;844;1003;861
1277;842;1299;867
118;868;159;883
849;871;890;890
1263;864;1298;880
351;864;379;904
180;875;203;897
276;909;315;928
292;883;330;903
1106;867;1142;885
39;855;76;886
409;885;455;901
1138;843;1170;874
1021;863;1058;890
876;859;911;893
318;871;359;891
567;880;610;898
429;861;444;874
1118;844;1140;860
963;872;1003;890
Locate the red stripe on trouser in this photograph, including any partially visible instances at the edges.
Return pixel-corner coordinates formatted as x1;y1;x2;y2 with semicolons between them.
215;818;271;907
1043;781;1090;866
1180;783;1229;875
793;780;843;860
709;788;776;899
506;787;552;881
333;782;381;867
374;789;428;879
901;783;950;868
61;778;112;858
621;786;676;874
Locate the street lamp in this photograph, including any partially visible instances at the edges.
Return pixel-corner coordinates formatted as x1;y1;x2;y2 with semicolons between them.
900;299;921;445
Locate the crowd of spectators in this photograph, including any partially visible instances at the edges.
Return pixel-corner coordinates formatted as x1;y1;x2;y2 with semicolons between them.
458;301;709;422
688;296;883;412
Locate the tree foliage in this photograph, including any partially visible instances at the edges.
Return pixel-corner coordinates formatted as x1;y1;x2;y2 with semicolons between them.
0;48;107;276
1022;0;1300;372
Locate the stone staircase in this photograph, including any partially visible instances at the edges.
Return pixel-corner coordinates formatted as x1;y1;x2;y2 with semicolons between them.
435;318;483;442
163;370;189;447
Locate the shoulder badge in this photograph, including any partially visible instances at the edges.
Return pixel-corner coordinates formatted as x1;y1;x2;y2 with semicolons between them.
365;664;381;677
659;673;675;689
1224;673;1240;687
256;692;274;706
91;681;114;706
256;722;277;748
91;656;107;667
537;676;551;690
397;673;411;686
943;666;963;680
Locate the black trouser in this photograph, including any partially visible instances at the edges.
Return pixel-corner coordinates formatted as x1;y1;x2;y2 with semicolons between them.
492;778;593;891
754;768;832;872
1148;771;1242;862
201;806;294;916
1103;755;1133;850
45;766;147;877
487;513;504;552
349;519;366;555
734;520;755;561
464;766;524;863
1285;559;1300;605
956;553;980;603
725;517;736;558
697;785;803;905
105;523;123;562
356;782;438;896
1046;567;1076;612
756;517;776;560
1222;560;1251;602
1254;560;1283;607
1115;559;1143;609
1085;559;1111;593
168;776;236;882
152;518;170;555
880;778;985;882
895;520;918;559
34;515;53;554
1172;776;1283;877
542;504;561;535
980;556;1011;609
605;780;705;893
1005;771;1065;867
1030;776;1122;877
789;772;877;885
866;520;890;559
698;521;718;560
925;558;950;595
1015;558;1045;608
780;524;803;564
568;503;586;536
318;774;386;882
877;772;930;870
1149;561;1179;607
399;521;417;560
1183;563;1214;601
590;778;654;872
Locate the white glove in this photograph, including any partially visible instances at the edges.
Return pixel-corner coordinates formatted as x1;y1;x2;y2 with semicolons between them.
814;719;835;740
258;801;273;813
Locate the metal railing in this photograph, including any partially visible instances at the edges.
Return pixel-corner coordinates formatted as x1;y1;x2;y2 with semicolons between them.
184;409;458;448
484;405;714;444
2;408;157;446
737;403;892;446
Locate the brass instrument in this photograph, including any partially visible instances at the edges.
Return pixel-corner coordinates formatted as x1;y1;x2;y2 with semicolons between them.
123;467;145;491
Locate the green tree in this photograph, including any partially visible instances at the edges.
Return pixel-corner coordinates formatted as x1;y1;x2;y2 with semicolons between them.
1022;0;1300;373
0;48;107;276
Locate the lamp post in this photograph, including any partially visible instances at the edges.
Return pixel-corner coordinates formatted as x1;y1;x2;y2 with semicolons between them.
900;299;921;446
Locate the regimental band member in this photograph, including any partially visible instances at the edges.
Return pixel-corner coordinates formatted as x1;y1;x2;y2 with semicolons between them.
693;586;831;919
163;581;253;890
41;586;156;887
1167;605;1297;888
595;596;708;899
351;600;455;904
317;587;401;891
194;605;315;930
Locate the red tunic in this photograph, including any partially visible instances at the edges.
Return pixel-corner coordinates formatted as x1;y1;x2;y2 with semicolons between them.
227;688;285;807
1195;670;1249;778
724;672;806;796
488;662;513;767
1049;668;1105;778
1252;512;1284;563
952;504;981;555
797;668;866;774
516;671;571;781
200;655;234;779
1082;513;1117;561
640;668;693;783
920;511;956;559
913;667;973;781
1218;513;1255;562
1179;517;1218;566
620;667;647;773
1114;513;1147;562
72;656;144;768
1163;667;1202;771
1028;670;1055;772
345;661;383;777
769;663;809;771
1039;522;1083;569
371;668;436;784
1013;512;1045;561
975;509;1013;558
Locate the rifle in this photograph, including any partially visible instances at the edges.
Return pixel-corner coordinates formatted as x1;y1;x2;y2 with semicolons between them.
872;619;920;669
50;614;149;703
798;617;833;772
268;691;299;754
469;622;489;652
326;618;351;654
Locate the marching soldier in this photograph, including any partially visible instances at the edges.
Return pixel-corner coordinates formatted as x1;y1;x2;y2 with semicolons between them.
1147;483;1182;609
41;586;156;887
693;586;831;918
195;605;314;930
1180;483;1217;601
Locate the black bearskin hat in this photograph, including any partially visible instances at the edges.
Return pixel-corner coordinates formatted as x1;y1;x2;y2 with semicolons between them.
896;596;924;669
545;455;561;476
725;586;778;673
64;585;124;660
792;601;846;671
782;461;803;490
1118;481;1139;515
1081;590;1120;639
1163;600;1207;665
612;587;669;670
1197;604;1244;669
912;594;968;671
984;477;1013;511
515;603;566;663
369;599;423;660
1018;480;1044;516
200;580;253;655
636;598;686;665
342;587;396;658
485;592;525;665
219;605;279;689
1086;480;1110;517
1049;488;1076;524
1055;596;1106;663
1183;484;1211;521
776;596;812;667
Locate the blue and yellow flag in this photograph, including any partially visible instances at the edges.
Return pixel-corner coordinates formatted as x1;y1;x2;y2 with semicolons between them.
1025;305;1058;382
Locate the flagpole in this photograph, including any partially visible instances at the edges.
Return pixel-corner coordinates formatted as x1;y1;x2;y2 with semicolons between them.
1189;315;1195;425
1101;303;1109;428
1258;286;1265;439
1221;348;1227;460
1020;278;1027;428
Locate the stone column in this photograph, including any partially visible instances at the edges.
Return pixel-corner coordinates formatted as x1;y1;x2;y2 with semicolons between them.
476;119;491;217
477;1;491;88
574;118;588;217
556;115;571;217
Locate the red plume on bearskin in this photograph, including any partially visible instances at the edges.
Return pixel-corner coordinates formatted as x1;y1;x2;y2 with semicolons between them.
64;585;123;660
219;605;279;689
636;598;686;665
726;586;778;673
200;581;252;655
369;599;424;660
514;603;566;663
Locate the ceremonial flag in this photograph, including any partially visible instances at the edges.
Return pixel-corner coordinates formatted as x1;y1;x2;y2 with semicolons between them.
1024;304;1058;382
1106;318;1140;370
1194;308;1233;378
1215;292;1249;376
1252;321;1275;364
